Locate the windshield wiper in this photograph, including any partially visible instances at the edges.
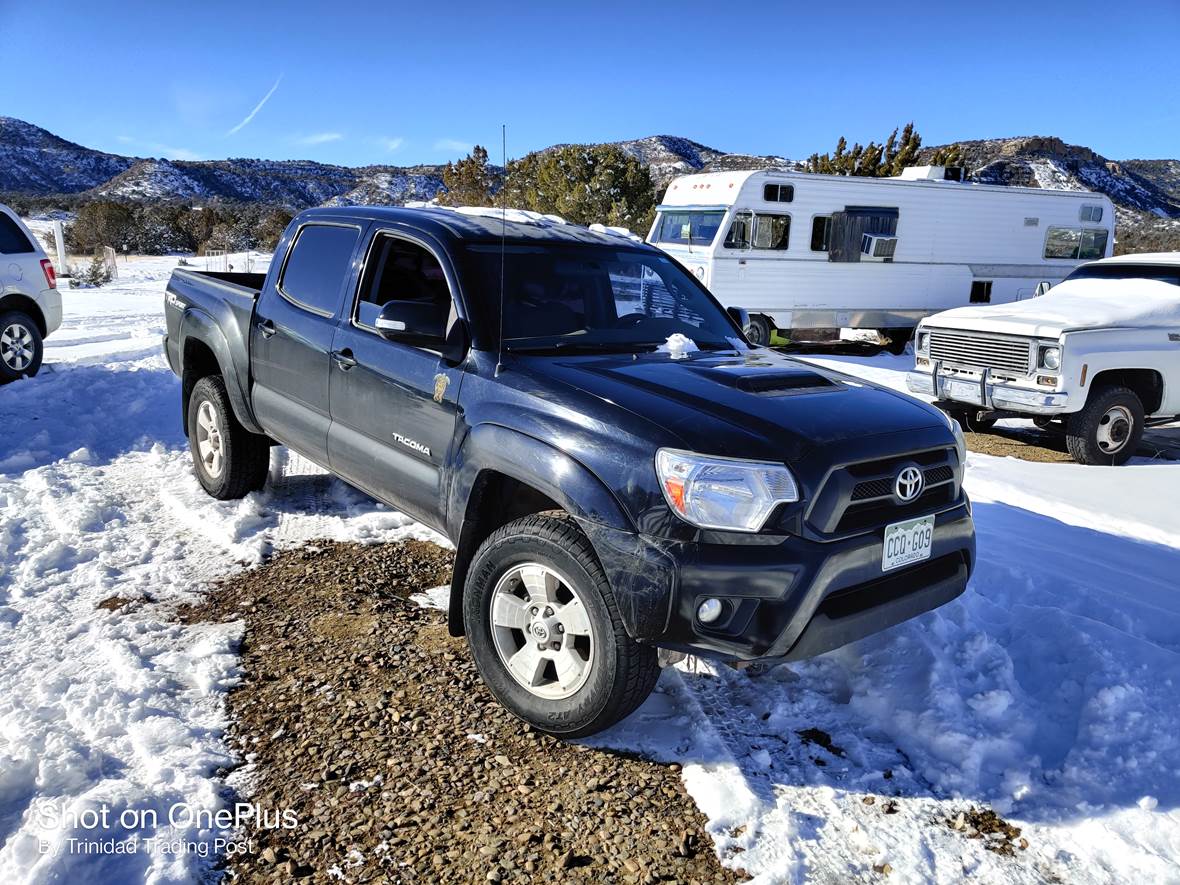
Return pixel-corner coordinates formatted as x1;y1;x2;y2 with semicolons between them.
504;340;666;355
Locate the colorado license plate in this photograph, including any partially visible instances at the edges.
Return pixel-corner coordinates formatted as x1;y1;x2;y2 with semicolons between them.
882;515;935;572
942;378;983;405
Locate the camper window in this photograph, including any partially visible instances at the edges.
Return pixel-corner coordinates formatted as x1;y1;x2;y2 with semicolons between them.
810;216;832;252
970;281;993;304
763;184;794;203
1080;204;1104;223
653;210;725;247
1044;226;1109;260
753;214;790;250
724;212;752;249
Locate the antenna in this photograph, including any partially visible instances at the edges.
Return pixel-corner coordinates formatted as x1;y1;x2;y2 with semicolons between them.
495;123;507;377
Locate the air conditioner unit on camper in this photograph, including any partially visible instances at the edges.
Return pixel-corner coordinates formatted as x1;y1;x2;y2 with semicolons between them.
860;234;897;261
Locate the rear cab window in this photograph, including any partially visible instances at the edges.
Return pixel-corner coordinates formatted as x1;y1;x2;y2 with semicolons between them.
0;213;35;255
278;223;362;315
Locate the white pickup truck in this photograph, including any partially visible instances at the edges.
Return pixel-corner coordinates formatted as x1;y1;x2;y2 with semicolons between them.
907;253;1180;465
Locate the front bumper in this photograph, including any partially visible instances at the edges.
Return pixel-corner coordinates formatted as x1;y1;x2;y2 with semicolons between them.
907;369;1068;415
588;502;975;662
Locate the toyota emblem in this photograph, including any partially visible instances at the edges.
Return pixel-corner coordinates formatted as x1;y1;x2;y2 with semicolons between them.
894;466;924;502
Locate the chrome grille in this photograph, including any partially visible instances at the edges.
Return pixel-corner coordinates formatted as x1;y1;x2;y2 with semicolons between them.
928;330;1032;375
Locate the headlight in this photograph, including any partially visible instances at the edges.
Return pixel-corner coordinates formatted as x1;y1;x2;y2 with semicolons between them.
1039;345;1061;371
655;448;798;532
916;330;930;354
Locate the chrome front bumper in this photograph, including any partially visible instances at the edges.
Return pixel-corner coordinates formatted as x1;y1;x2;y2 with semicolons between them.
907;369;1068;415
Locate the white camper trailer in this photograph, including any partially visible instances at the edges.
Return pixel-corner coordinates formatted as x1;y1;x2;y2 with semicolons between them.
647;166;1116;350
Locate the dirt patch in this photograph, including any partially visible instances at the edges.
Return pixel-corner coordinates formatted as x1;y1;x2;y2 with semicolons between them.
944;807;1027;856
964;422;1180;463
96;594;134;612
182;540;739;884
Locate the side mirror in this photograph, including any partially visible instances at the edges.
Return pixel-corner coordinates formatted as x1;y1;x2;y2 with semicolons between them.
727;306;750;334
374;299;467;362
375;300;447;345
1034;281;1051;298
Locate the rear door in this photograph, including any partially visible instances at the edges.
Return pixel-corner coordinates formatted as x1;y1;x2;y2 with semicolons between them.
327;229;465;529
250;221;363;465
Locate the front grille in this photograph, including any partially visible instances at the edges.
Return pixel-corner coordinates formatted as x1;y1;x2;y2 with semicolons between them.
807;446;962;536
928;330;1032;375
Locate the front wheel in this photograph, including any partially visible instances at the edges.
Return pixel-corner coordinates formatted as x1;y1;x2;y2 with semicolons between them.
1065;385;1144;465
186;375;271;498
0;311;44;383
745;314;773;347
463;513;659;737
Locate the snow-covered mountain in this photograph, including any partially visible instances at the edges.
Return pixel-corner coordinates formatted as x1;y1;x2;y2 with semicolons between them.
0;117;136;193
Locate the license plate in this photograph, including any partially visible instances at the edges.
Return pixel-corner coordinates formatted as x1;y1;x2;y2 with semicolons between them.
882;515;935;572
942;378;983;405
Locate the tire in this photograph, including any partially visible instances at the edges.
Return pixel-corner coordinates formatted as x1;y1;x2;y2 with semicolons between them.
463;513;660;738
745;314;772;347
1065;385;1144;466
186;375;271;498
0;310;44;383
882;327;912;356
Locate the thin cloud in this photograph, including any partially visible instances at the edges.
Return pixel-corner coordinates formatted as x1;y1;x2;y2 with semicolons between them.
376;136;405;152
434;138;473;154
226;74;283;135
296;132;343;146
115;135;201;161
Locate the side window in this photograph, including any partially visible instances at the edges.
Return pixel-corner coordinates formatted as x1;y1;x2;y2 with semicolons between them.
970;280;993;303
355;233;452;330
828;207;899;263
0;213;35;255
762;183;794;203
752;214;790;250
810;216;832;252
279;224;361;315
1044;227;1107;260
724;212;751;249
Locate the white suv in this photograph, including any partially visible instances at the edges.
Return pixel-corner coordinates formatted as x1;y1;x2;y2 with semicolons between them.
0;204;60;382
907;253;1180;465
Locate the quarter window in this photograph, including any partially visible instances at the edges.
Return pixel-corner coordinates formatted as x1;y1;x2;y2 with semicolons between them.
810;216;832;252
1044;226;1108;260
762;183;794;203
0;213;34;254
280;224;361;314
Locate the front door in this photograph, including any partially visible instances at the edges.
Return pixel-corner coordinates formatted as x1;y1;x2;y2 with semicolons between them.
250;221;363;464
327;231;465;529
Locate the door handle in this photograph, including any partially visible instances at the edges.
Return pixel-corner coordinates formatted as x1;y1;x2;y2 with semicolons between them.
332;349;357;370
256;319;276;338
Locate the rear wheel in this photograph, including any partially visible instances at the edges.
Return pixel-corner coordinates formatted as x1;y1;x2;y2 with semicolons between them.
186;375;270;498
0;311;43;383
1065;385;1144;466
463;513;659;737
745;314;773;347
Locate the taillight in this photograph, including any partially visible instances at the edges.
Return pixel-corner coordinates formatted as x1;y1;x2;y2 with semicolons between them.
40;259;57;289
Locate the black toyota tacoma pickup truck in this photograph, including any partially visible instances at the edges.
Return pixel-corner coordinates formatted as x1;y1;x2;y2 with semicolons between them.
163;206;975;736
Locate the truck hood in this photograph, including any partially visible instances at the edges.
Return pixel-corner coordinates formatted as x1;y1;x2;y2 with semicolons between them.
924;278;1180;338
521;348;948;463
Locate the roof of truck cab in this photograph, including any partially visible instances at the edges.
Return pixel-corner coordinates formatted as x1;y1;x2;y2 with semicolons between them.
295;205;656;250
1085;252;1180;266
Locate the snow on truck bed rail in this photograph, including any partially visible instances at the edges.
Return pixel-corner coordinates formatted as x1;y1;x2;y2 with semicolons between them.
1;251;1179;884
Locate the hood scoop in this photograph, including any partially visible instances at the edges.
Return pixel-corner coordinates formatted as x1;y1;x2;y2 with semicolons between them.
687;364;840;396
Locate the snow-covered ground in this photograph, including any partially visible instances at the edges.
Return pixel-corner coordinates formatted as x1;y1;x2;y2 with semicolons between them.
2;258;1178;883
0;255;443;884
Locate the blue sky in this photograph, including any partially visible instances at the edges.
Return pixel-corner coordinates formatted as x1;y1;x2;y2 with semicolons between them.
3;0;1177;166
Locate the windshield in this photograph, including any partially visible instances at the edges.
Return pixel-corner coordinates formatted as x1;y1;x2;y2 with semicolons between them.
1065;263;1180;286
461;245;744;352
651;210;725;247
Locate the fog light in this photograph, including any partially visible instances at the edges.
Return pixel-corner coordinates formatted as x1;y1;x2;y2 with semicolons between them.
915;357;930;368
697;598;724;624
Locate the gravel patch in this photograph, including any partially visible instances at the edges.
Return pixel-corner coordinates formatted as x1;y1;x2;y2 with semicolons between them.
181;540;739;884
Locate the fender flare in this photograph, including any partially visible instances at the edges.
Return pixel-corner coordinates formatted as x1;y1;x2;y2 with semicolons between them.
445;423;650;635
178;309;263;434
